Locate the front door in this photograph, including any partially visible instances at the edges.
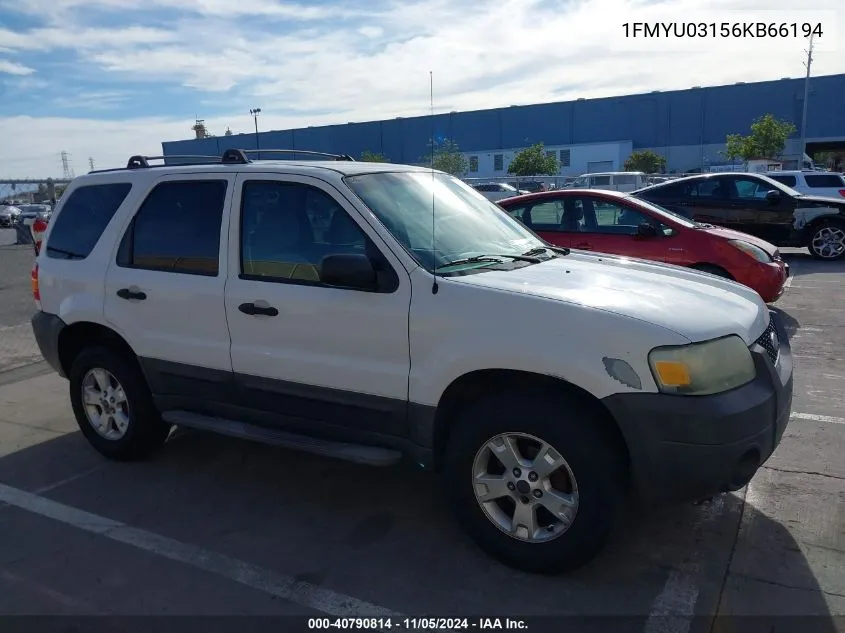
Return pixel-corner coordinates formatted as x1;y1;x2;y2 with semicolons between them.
224;174;413;438
724;176;795;245
103;174;236;403
570;196;676;262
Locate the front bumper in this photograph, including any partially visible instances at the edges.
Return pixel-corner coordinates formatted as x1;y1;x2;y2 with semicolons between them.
601;312;793;504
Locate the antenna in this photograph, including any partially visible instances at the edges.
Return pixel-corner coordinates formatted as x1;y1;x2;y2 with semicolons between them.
430;70;438;295
799;33;815;166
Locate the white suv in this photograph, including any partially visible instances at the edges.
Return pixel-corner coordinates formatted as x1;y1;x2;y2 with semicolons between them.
766;170;845;199
30;149;794;574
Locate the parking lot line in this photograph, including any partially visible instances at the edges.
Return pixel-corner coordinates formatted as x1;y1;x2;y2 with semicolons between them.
0;482;401;619
791;412;845;425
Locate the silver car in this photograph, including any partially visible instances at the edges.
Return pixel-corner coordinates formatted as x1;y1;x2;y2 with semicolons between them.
0;205;22;228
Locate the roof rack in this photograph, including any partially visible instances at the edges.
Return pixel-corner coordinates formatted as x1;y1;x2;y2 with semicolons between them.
127;154;222;169
220;148;355;164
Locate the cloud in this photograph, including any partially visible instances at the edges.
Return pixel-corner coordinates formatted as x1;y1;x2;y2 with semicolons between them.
0;59;35;75
0;0;843;177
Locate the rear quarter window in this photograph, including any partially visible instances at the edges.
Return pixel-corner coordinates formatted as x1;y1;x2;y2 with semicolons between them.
45;183;132;260
804;174;845;188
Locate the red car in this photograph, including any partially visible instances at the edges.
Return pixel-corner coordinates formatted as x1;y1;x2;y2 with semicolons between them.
498;189;789;303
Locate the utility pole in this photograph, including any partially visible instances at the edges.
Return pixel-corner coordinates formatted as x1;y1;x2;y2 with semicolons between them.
60;151;74;179
88;157;95;171
799;33;815;167
250;108;262;149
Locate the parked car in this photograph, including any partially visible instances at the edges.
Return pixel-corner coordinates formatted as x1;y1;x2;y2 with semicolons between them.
472;182;528;201
633;172;845;260
764;170;845;199
31;148;793;575
16;203;52;221
498;189;789;303
571;172;649;192
516;180;547;193
0;204;21;227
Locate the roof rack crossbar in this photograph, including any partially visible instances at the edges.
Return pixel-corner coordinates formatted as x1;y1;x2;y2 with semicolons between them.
237;149;356;161
126;154;222;169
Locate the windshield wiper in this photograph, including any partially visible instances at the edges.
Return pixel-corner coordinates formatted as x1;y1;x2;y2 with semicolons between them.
439;253;542;269
522;245;570;257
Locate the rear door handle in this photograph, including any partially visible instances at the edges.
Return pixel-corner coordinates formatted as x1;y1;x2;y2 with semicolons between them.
117;287;146;301
238;302;279;317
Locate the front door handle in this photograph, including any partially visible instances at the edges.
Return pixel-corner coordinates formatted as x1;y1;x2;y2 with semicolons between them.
238;302;279;317
117;287;146;301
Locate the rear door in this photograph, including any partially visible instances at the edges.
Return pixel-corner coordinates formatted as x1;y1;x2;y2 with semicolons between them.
103;174;236;403
500;198;573;248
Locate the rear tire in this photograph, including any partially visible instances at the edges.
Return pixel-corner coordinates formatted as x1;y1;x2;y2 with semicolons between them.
69;346;171;460
807;220;845;261
443;388;627;574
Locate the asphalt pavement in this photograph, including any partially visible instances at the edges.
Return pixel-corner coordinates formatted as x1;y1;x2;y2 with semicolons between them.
0;227;843;633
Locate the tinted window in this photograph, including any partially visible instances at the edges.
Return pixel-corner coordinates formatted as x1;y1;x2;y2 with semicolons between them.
767;174;797;187
240;181;372;285
643;181;686;198
805;174;845;188
614;174;637;185
46;183;131;260
732;178;769;200
591;176;611;186
582;200;652;235
118;180;226;276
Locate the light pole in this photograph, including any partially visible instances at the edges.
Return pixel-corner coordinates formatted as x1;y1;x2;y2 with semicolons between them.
799;34;814;167
250;108;262;149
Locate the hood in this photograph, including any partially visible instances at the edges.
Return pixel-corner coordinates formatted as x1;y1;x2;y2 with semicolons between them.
795;194;845;207
450;252;769;344
699;226;778;256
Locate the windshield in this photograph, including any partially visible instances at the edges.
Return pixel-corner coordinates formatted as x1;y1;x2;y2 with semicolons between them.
753;173;803;197
344;171;545;273
630;197;697;228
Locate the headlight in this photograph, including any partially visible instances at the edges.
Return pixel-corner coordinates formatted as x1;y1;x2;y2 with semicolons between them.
729;240;771;263
648;335;756;395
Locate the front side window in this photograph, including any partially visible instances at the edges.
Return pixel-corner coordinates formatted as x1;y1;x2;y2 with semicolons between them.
345;171;544;273
240;180;376;286
117;180;226;276
46;183;132;260
732;178;768;200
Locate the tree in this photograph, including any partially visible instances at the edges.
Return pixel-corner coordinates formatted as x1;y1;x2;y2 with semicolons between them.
623;150;666;173
508;143;559;176
723;113;797;163
360;150;390;162
422;138;468;176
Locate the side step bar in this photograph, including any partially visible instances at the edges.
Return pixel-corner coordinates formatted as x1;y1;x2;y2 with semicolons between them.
162;410;403;467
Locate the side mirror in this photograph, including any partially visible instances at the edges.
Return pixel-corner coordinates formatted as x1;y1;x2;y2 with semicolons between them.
320;253;378;291
765;190;781;203
636;223;657;237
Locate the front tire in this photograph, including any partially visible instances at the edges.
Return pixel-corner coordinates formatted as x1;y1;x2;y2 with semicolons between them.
807;220;845;260
443;389;627;574
69;346;171;460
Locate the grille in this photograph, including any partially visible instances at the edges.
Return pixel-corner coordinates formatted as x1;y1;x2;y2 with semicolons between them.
754;316;780;365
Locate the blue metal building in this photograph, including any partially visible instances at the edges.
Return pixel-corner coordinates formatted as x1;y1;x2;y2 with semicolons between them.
162;73;845;176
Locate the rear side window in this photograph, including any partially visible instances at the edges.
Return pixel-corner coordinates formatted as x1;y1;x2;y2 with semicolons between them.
117;180;227;276
46;183;132;260
805;174;845;188
767;175;797;187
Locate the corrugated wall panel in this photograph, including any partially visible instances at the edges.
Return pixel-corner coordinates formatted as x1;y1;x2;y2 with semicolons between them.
161;74;845;160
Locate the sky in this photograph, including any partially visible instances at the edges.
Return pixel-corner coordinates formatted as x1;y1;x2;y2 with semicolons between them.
0;0;843;179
